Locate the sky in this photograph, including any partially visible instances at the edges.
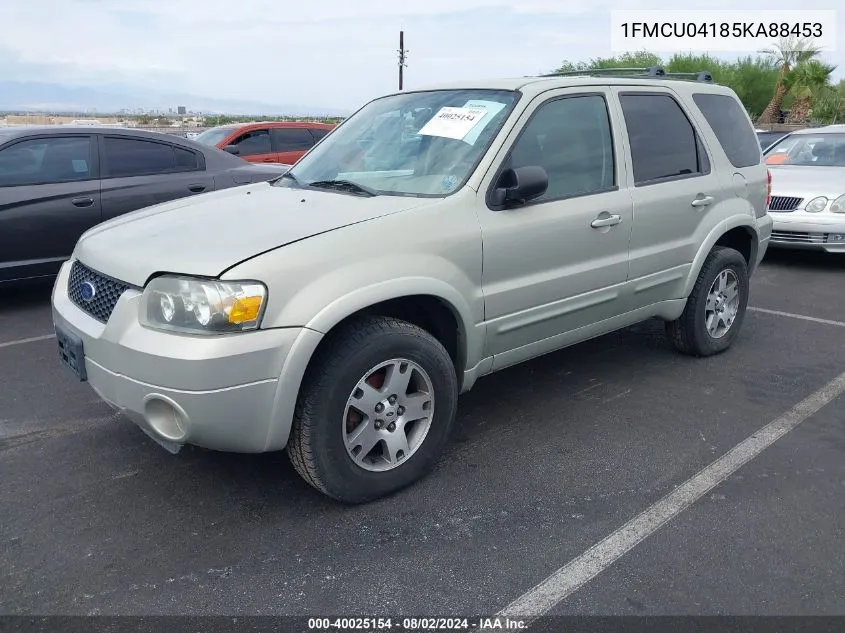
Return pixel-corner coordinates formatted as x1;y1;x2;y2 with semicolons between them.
1;0;842;112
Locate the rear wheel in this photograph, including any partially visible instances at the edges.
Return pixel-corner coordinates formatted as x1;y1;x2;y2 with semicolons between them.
287;316;458;503
666;246;749;357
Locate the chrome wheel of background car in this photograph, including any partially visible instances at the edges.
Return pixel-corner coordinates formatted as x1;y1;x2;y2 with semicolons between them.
705;269;740;339
343;358;435;472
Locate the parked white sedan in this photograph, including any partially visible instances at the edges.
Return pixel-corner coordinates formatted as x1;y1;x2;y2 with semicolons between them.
764;125;845;253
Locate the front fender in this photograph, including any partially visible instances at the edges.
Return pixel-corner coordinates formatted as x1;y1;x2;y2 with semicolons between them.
682;215;760;297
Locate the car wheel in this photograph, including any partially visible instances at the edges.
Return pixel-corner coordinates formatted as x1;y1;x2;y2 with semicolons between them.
287;315;458;503
666;246;749;357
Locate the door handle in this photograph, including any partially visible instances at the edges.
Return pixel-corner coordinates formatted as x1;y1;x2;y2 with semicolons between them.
691;195;714;207
188;184;207;193
591;213;622;228
71;197;94;208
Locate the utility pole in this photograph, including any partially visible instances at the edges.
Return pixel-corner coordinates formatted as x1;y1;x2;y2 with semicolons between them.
398;30;408;90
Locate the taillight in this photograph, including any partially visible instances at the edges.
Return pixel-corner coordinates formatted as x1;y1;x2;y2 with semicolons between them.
766;169;772;208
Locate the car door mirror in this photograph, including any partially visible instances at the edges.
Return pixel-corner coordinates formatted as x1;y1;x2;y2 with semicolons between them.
223;145;240;155
490;165;548;209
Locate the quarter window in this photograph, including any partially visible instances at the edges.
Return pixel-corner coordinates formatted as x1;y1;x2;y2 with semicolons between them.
103;137;199;177
506;94;616;201
693;93;761;168
0;136;92;186
620;93;708;185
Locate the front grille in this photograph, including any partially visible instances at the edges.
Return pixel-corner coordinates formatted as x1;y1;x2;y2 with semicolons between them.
68;261;133;323
771;230;828;244
768;196;803;212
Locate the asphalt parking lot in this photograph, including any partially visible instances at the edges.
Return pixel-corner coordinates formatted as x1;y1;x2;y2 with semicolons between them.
1;249;844;619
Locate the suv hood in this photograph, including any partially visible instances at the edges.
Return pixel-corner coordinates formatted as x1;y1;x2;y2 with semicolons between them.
74;182;433;287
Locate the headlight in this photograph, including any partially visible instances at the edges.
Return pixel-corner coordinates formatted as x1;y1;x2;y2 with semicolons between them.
830;194;845;214
805;196;828;213
139;275;267;334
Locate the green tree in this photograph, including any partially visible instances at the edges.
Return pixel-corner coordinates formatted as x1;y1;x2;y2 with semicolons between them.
784;59;837;124
756;36;823;124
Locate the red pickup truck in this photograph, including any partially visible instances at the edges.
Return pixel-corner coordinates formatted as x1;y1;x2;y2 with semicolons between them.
195;121;335;165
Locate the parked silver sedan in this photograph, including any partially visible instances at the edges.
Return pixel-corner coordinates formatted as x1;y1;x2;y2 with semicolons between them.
764;125;845;253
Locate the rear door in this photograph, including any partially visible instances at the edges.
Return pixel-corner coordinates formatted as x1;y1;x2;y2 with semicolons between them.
270;127;316;164
0;134;101;282
99;135;215;222
611;87;725;306
226;127;276;163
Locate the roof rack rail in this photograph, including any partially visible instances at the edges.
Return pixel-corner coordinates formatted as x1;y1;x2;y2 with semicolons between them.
540;66;713;83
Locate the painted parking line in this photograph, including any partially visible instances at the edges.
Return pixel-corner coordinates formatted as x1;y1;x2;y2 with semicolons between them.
749;307;845;329
0;334;55;349
497;370;845;620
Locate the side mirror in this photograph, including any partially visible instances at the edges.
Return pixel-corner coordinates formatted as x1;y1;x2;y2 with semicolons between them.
489;166;548;209
223;145;240;155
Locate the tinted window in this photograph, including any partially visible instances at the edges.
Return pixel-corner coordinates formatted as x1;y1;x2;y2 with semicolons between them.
174;146;199;169
309;128;330;142
232;129;272;156
693;93;760;168
103;137;197;177
506;95;615;201
620;93;707;184
0;136;92;186
271;128;315;151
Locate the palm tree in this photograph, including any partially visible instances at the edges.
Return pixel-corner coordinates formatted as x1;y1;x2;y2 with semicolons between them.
756;37;823;124
785;60;837;124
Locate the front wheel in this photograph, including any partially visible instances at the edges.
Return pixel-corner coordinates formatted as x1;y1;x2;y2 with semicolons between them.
287;316;458;503
666;246;749;357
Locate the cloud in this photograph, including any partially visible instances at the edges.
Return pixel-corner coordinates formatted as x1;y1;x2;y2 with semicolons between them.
1;0;842;111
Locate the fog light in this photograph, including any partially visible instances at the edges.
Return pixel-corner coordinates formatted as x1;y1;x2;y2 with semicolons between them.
827;234;845;243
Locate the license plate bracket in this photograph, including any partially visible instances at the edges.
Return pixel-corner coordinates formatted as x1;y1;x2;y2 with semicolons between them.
56;324;87;382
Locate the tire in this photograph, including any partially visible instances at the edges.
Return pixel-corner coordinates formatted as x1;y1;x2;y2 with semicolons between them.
287;315;459;504
666;246;749;357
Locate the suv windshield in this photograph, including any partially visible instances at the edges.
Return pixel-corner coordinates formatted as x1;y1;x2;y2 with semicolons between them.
764;132;845;166
194;126;237;147
275;89;520;197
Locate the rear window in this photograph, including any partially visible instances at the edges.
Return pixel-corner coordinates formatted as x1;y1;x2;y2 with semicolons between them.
692;93;761;168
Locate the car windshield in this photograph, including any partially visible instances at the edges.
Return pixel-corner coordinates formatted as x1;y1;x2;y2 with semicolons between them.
275;88;521;197
194;126;237;147
764;132;845;166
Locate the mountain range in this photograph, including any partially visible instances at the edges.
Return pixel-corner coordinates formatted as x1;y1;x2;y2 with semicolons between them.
0;81;350;117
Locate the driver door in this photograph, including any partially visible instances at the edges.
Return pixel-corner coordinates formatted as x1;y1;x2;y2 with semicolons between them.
476;88;634;367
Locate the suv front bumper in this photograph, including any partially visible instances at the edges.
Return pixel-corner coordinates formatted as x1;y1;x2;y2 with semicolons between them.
50;259;319;453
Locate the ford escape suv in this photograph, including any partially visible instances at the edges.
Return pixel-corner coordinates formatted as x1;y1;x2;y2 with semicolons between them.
51;68;773;503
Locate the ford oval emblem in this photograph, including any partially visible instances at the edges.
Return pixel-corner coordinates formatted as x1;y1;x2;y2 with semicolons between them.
80;280;97;302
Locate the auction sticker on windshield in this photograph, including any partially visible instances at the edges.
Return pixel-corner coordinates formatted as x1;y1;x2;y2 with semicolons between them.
418;106;489;140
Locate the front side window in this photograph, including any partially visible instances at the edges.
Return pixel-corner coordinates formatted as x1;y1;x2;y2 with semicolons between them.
0;136;92;186
620;93;708;185
103;137;199;177
505;94;615;201
231;129;272;156
763;133;845;166
276;89;520;197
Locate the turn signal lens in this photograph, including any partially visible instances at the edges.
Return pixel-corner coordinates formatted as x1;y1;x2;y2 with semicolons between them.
228;296;264;324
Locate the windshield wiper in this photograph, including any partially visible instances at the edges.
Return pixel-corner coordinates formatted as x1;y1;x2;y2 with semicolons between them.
307;179;378;197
